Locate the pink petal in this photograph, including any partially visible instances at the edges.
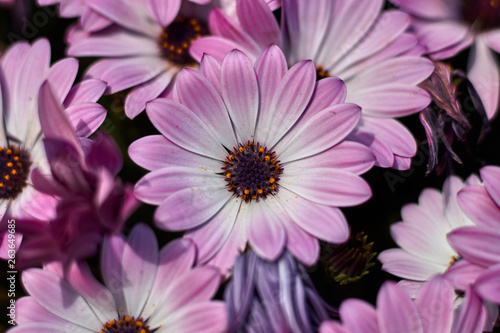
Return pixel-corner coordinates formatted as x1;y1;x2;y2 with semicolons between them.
480;166;500;207
444;259;485;291
121;224;158;316
46;58;79;104
320;321;347;333
340;299;378;333
302;77;348;122
16;296;70;325
415;275;454;333
147;0;180;27
85;57;167;94
185;198;240;264
276;187;350;244
451;287;487;333
248;201;286;261
81;7;112;32
284;141;375;175
347;126;395;168
66;102;107;137
458;185;500;228
378;249;447;281
275;103;362;163
484;29;500;53
190;36;251;64
21;269;101;330
176;68;237;148
388;0;457;19
100;234;127;314
467;36;500;120
124;67;176;119
236;0;280;48
257;60;316;147
146;98;227;160
221;49;259;141
280;168;372;207
63;79;106;107
154;187;232;231
200;53;222;96
474;264;500;304
448;226;500;267
377;281;423;333
412;19;470;55
160;301;227;333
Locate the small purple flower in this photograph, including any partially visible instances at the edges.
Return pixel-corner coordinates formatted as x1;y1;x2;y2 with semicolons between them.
388;0;500;120
191;0;434;170
10;224;227;333
8;82;137;267
130;45;373;273
320;275;489;333
225;249;329;332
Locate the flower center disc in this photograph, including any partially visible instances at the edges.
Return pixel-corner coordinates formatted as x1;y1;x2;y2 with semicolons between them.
0;145;31;200
461;0;500;30
316;65;331;80
100;315;152;333
158;16;208;65
222;141;283;203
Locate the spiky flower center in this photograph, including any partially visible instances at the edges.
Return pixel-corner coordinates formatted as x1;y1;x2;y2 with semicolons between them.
461;0;500;30
222;141;283;203
100;315;153;333
0;145;31;200
316;65;331;80
158;16;208;65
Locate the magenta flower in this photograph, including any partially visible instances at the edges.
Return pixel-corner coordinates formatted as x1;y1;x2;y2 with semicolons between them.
67;0;218;119
10;223;227;333
9;82;137;267
190;0;434;169
388;0;500;119
320;276;489;333
130;45;373;273
379;175;484;290
0;39;106;259
36;0;112;32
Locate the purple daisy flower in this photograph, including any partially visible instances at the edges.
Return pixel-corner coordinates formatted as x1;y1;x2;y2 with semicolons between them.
10;223;227;333
225;249;329;332
67;0;219;119
388;0;500;120
36;0;112;32
0;39;106;259
130;45;373;273
190;0;435;170
379;175;485;291
9;82;137;267
320;275;489;333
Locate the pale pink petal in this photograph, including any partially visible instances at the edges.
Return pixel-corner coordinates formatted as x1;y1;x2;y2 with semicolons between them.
21;269;101;330
147;0;180;27
85;57;168;94
467;36;500;119
377;281;423;333
248;201;286;261
258;60;316;147
46;58;78;104
340;299;378;333
447;226;500;267
388;0;457;19
121;224;158;316
125;67;176;119
199;53;222;96
185;198;240;264
146;98;228;160
431;33;474;60
275;103;362;163
484;29;500;53
347;126;395;168
100;234;127;315
161;301;227;333
221;50;259;141
415;275;454;333
378;249;447;281
59;0;85;17
280;168;371;207
16;297;73;325
64;79;106;107
236;0;280;48
154;187;232;231
190;36;254;64
451;287;486;333
412;19;470;55
444;259;485;291
301;77;348;122
320;321;347;333
276;187;350;244
284;141;375;175
66;102;107;137
392;155;412;170
176;68;237;148
81;7;113;32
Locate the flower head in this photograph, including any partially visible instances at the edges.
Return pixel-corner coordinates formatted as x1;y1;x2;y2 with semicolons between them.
10;224;226;333
191;0;434;169
131;45;373;273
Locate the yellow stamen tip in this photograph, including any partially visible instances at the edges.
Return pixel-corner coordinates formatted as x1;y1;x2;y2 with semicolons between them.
244;189;250;195
269;178;275;183
226;173;231;178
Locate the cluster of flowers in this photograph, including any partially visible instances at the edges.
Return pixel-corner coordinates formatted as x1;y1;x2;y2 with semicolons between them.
0;0;499;331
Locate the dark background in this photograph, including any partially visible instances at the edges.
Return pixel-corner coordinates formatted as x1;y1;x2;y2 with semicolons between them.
1;1;500;331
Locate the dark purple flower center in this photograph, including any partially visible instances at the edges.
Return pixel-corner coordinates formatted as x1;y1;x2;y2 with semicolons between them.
461;0;500;30
100;315;153;333
316;65;331;81
0;145;31;200
222;141;283;203
158;16;208;65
